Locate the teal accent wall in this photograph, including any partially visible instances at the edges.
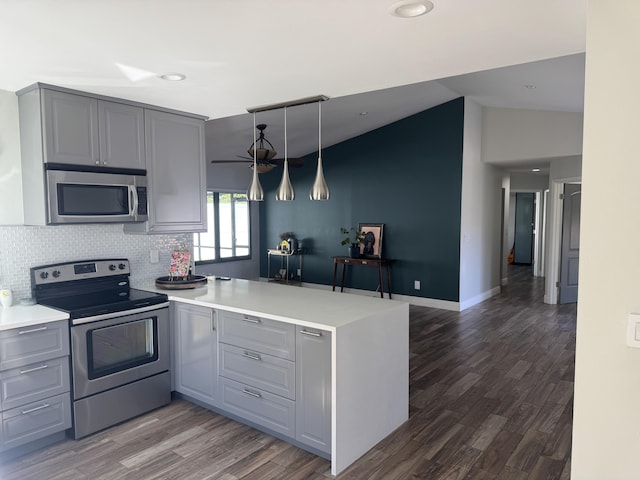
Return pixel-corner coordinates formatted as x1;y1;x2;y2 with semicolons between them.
260;97;464;301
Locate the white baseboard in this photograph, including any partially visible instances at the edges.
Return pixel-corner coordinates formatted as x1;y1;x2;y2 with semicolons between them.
459;286;501;311
259;278;461;311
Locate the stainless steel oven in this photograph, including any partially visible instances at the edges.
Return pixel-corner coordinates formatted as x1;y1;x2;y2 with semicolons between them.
69;305;170;438
32;259;171;439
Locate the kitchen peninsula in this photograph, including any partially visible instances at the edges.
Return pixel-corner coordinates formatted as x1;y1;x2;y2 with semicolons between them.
157;278;409;476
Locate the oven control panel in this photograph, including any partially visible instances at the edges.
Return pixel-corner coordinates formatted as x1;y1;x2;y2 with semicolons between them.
31;259;130;285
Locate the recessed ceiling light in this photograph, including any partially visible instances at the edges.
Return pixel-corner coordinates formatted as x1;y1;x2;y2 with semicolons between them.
524;84;536;89
390;0;434;18
360;111;369;116
532;168;541;172
159;72;186;81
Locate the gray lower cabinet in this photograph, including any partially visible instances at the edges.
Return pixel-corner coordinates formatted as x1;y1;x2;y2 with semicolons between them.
0;320;71;452
216;310;331;455
296;327;331;454
125;109;207;234
172;303;217;406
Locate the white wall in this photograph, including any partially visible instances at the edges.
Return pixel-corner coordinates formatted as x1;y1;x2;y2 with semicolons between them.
510;172;550;191
0;89;23;225
571;2;640;478
459;98;502;309
482;107;583;163
194;161;260;280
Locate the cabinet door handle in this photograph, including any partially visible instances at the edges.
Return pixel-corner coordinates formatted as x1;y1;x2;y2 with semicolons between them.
21;403;50;415
300;329;322;337
242;351;262;361
20;364;49;374
242;389;263;399
242;316;260;324
18;326;47;335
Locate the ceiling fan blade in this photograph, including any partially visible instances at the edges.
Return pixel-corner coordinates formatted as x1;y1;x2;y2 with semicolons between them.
271;157;304;167
210;159;276;174
211;160;251;164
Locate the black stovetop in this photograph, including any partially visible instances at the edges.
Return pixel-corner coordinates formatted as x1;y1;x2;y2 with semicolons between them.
31;259;168;320
37;287;168;320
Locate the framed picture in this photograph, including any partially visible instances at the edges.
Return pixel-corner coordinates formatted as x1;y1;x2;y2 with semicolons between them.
358;223;384;258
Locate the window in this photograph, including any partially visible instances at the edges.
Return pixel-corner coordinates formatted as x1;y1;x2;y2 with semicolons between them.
193;192;251;263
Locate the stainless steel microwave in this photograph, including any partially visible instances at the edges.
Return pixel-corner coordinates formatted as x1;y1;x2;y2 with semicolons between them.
45;166;148;224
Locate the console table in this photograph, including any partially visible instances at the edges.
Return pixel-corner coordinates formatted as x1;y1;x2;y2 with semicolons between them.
332;256;394;299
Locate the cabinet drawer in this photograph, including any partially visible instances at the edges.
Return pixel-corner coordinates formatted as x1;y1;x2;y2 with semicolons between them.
219;378;295;438
1;393;71;451
219;344;295;400
0;356;70;411
0;321;70;371
219;311;295;360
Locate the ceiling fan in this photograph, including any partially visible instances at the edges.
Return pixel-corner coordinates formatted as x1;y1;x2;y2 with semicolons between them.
211;123;304;173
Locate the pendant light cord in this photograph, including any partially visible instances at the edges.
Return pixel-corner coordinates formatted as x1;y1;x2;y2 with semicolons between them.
284;106;287;165
253;113;257;166
318;102;322;156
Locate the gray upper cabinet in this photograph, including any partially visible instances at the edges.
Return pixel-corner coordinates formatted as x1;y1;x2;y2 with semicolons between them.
41;89;145;169
42;89;100;166
97;100;145;169
125;109;207;233
17;83;207;231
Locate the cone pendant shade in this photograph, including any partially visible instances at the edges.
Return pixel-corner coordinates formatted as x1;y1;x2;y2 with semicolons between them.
310;156;329;200
276;107;295;201
247;112;264;201
310;101;329;200
276;161;295;201
247;167;264;201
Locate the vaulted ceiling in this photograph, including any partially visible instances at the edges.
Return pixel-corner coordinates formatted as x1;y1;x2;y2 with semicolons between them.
0;0;586;165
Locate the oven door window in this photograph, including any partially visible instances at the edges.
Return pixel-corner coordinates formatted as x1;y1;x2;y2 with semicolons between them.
87;317;158;379
57;183;129;216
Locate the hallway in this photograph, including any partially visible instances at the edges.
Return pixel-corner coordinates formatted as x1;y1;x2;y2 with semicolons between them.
0;269;576;479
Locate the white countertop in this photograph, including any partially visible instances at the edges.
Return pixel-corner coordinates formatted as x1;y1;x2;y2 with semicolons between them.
141;278;407;331
0;304;69;331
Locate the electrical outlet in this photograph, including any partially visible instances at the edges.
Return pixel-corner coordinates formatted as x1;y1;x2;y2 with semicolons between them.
297;269;301;277
150;250;159;264
414;280;420;290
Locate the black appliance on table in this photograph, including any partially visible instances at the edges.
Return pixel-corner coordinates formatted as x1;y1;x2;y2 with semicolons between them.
31;259;170;439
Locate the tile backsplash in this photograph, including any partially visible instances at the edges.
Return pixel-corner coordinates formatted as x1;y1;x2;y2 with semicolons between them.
0;224;192;301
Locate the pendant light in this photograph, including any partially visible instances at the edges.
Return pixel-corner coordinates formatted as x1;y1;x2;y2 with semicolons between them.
310;101;330;200
275;106;295;201
247;112;264;201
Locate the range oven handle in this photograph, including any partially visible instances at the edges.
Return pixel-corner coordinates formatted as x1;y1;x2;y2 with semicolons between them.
71;302;170;325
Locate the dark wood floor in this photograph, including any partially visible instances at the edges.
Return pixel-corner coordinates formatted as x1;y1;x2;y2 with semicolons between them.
0;266;575;479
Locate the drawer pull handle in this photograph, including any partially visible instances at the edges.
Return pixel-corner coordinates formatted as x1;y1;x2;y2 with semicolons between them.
242;316;260;324
17;326;48;335
20;364;49;374
242;352;262;361
21;403;50;415
300;329;322;337
242;389;263;399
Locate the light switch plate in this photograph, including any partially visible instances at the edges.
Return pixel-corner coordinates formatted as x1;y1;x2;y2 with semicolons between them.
626;313;640;348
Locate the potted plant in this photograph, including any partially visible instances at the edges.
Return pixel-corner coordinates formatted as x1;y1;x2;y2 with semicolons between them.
340;227;364;258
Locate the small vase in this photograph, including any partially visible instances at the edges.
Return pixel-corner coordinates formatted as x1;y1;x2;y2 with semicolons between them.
348;243;360;259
